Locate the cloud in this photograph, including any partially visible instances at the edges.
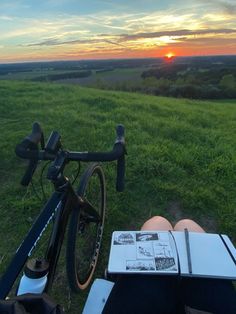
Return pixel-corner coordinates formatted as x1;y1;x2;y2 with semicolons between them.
0;15;14;21
23;37;126;48
20;28;236;50
205;0;236;15
117;28;236;42
162;35;236;56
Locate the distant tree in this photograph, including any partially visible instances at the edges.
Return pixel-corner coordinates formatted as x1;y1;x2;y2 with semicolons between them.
168;84;201;99
142;76;158;88
155;78;171;95
219;74;236;90
33;70;92;82
175;77;186;86
185;74;201;85
219;74;236;98
168;85;181;97
200;85;222;99
141;77;160;95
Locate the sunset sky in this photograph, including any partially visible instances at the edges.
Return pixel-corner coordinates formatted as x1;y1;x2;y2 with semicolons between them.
0;0;236;63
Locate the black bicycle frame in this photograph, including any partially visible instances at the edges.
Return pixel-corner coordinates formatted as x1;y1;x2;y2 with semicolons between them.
0;123;125;300
0;180;79;300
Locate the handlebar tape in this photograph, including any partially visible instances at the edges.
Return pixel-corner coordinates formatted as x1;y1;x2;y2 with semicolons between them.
115;124;125;145
20;159;38;186
115;124;125;192
116;154;125;192
15;139;39;186
15;139;38;159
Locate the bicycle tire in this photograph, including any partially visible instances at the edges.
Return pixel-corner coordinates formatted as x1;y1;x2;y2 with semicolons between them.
66;163;106;291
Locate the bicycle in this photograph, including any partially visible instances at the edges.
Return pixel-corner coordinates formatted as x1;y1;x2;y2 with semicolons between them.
0;122;126;299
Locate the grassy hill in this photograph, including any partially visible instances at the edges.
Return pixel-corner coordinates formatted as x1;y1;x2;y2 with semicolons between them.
0;80;236;312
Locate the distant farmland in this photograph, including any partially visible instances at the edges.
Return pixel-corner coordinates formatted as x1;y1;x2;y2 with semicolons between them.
56;67;146;86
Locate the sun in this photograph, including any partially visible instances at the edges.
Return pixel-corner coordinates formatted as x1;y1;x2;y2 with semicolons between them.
165;52;175;59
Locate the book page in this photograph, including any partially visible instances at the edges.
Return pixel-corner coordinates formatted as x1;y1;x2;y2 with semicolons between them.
108;231;178;274
172;232;236;279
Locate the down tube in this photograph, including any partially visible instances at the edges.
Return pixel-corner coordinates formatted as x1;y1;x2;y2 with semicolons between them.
0;191;63;300
44;190;78;290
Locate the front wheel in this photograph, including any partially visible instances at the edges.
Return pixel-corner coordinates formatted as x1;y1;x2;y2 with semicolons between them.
66;163;106;291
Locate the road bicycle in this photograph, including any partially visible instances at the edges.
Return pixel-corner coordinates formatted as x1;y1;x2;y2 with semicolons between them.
0;122;126;299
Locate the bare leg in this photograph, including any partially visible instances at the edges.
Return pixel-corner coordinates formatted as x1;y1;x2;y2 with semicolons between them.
141;216;173;231
174;219;205;233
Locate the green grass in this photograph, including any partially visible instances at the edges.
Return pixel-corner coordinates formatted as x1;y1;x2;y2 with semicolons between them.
0;80;236;312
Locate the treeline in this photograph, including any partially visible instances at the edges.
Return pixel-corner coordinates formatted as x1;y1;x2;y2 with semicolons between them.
140;63;236;99
90;73;236;99
33;70;92;82
91;61;236;99
137;74;236;99
95;68;114;73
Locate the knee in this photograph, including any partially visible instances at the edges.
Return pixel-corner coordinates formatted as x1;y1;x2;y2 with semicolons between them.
174;219;205;233
141;216;173;231
174;219;193;229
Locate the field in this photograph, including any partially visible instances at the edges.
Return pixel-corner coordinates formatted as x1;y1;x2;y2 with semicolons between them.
0;80;236;313
0;66;146;87
57;67;146;86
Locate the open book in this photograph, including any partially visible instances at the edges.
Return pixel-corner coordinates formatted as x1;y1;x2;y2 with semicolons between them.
108;231;236;280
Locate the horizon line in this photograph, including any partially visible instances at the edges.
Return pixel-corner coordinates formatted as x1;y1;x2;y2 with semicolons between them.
0;54;236;66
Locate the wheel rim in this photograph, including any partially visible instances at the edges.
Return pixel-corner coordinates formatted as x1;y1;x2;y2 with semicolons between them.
75;167;105;287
